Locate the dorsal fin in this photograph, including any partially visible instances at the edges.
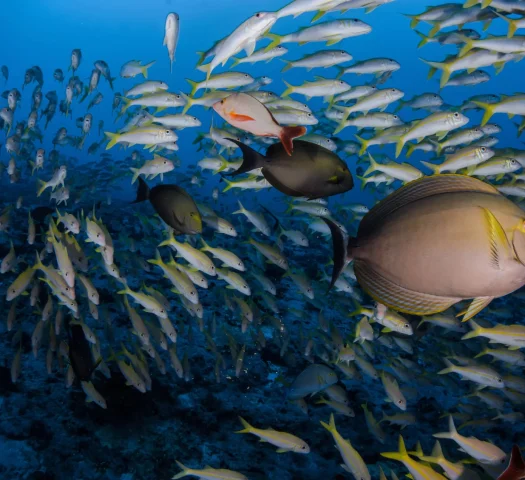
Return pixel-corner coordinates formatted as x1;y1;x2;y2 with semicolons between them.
359;174;500;237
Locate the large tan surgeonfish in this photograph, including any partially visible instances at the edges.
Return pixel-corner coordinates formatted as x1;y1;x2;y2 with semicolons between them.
325;175;525;322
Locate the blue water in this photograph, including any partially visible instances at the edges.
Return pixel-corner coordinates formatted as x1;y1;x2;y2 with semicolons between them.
0;0;524;479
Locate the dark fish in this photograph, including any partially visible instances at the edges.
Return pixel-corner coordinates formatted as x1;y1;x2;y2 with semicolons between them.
23;68;35;89
325;175;525;321
53;68;64;82
1;65;7;84
32;86;42;110
32;66;44;87
67;320;97;382
499;445;525;480
226;139;354;200
87;92;103;111
133;177;202;235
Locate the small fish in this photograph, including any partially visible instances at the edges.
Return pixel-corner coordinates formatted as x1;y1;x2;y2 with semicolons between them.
235;417;310;454
133;178;201;234
213;93;306;156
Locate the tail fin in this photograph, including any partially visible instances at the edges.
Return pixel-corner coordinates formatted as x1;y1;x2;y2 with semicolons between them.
472;101;496;127
427;21;442;38
420;58;442;78
180;92;193;115
172;461;192;480
414;30;430;49
503;445;525;479
132;177;150;204
265;33;282;51
233;200;245;215
405;143;417;158
364;153;378;177
142;61;155;79
381;435;409;461
355;135;369;156
437;358;455;375
320;413;337;435
235;416;254;434
431;440;444;459
395;136;406;159
461;319;484;340
281;60;292;73
321;218;351;292
433;415;457;440
282;80;294;98
223;139;266;177
458;35;475;57
147;249;164;267
36;179;47;197
105;131;120;150
200;238;210;251
119;96;132;113
221;177;235;193
402;13;419;29
473;349;487;359
280;126;306;156
230;57;241;68
196;51;207;66
34;251;44;271
186;79;200;97
130;167;140;184
421;161;441;175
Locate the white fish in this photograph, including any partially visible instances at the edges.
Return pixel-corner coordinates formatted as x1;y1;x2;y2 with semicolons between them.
164;13;180;72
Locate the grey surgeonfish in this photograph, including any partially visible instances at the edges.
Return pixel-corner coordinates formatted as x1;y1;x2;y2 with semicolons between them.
225;139;353;199
325;175;525;321
133;177;202;235
288;364;338;401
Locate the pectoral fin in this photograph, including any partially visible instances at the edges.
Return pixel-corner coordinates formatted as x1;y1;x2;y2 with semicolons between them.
458;296;494;322
230;112;255;122
244;39;256;57
481;207;511;270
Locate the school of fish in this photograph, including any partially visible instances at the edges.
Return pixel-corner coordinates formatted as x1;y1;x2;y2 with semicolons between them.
2;0;525;478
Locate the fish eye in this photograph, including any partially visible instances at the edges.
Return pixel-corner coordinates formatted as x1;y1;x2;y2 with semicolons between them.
307;113;312;117
256;12;261;17
391;89;396;92
165;130;170;134
339;81;344;85
11;288;15;294
481;147;486;152
404;323;410;328
244;74;249;78
394;115;398;119
454;113;459;117
398;400;402;404
190;291;195;296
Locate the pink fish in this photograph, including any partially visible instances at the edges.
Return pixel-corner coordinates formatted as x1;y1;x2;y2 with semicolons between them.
213;92;305;156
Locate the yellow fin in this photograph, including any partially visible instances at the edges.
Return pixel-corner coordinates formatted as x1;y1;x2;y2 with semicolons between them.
458;297;494;322
482;207;511;270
